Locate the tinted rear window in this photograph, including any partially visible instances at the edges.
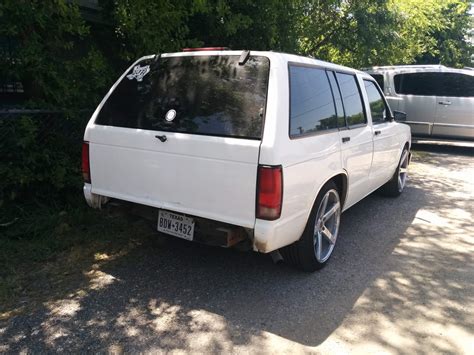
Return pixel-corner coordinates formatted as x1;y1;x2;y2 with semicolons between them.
437;73;474;97
95;55;270;139
327;71;346;128
335;73;366;126
289;66;338;138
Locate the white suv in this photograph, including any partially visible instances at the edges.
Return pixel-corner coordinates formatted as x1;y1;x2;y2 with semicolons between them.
365;65;474;141
82;49;411;271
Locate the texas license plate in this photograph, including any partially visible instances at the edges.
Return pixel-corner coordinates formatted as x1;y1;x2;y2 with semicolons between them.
157;210;194;241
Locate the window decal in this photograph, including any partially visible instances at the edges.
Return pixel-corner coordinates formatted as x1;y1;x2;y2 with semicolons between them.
126;64;150;82
165;109;176;122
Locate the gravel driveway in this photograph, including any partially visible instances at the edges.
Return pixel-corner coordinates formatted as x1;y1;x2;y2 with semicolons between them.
1;143;473;354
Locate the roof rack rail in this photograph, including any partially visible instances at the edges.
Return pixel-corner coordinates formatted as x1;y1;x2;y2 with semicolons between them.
361;64;447;71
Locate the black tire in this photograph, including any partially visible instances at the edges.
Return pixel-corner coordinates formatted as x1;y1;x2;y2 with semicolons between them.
379;146;410;197
280;181;341;272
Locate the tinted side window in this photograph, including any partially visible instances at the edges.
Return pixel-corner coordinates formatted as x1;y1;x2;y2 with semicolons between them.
394;72;440;96
438;73;474;97
327;71;346;128
335;73;366;126
364;80;387;124
370;74;384;91
289;66;338;137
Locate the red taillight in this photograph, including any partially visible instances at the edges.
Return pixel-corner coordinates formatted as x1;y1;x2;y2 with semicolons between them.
82;142;91;183
182;47;229;52
257;165;283;220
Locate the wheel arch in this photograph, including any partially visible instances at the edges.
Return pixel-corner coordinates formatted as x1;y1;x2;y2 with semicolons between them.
401;141;411;165
282;172;347;269
332;172;348;210
308;172;348;221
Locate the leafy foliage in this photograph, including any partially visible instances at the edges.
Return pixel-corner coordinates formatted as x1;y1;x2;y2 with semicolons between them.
0;0;112;109
413;0;473;67
0;111;88;207
294;0;472;67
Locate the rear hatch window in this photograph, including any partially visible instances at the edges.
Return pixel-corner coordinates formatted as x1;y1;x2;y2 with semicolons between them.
95;55;270;139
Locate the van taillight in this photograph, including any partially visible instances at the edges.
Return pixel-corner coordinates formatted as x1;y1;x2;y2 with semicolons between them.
257;165;283;220
82;142;91;183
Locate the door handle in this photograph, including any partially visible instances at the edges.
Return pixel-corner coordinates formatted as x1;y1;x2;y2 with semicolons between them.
438;101;451;105
155;135;167;142
342;136;350;143
374;130;381;136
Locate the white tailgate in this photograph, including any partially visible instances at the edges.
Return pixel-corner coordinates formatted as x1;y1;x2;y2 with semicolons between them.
87;125;260;228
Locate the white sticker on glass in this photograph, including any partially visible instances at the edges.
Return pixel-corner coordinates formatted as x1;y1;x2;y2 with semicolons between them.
126;65;150;82
165;109;177;122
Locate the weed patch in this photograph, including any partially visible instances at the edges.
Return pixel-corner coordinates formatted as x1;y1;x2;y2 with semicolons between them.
0;199;152;319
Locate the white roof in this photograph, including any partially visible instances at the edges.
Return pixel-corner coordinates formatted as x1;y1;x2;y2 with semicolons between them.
363;64;474;76
144;50;367;76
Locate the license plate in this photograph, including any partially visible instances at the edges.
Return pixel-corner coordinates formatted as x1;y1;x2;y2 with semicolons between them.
157;210;194;241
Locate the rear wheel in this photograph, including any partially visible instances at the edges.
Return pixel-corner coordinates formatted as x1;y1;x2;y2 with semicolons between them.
281;181;341;271
380;146;409;197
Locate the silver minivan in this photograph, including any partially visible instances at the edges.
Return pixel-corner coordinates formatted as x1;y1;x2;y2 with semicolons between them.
365;65;474;140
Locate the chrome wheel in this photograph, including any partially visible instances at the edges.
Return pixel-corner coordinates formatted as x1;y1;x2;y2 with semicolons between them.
313;189;341;263
398;149;409;191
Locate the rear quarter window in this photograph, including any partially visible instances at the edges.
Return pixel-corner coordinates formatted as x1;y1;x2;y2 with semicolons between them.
289;65;338;138
95;55;270;139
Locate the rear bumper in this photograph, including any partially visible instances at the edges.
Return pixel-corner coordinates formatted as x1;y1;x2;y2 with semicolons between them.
83;183;109;208
85;193;251;249
253;212;307;253
84;185;306;253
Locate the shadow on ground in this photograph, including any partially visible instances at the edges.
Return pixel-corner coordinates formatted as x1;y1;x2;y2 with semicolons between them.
1;145;473;353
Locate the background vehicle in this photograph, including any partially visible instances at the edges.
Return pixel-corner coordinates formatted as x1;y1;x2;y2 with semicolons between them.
82;50;411;271
365;65;474;141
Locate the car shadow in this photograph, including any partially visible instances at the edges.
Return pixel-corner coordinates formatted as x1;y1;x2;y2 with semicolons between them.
1;147;472;352
412;141;474;157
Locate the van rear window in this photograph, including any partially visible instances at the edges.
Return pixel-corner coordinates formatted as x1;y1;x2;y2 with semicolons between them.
95;55;270;139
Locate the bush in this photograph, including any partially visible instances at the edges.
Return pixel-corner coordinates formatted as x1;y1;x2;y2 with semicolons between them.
0;110;90;209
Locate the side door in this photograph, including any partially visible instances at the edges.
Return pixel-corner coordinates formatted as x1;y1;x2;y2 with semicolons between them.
363;79;401;189
329;71;374;210
432;72;474;140
393;71;439;136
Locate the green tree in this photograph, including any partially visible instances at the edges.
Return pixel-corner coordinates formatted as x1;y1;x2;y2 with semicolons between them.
0;0;112;109
294;0;410;67
186;0;299;51
293;0;472;68
414;0;473;67
99;0;191;61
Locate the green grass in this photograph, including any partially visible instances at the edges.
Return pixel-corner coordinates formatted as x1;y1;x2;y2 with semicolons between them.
0;199;152;318
410;150;429;160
